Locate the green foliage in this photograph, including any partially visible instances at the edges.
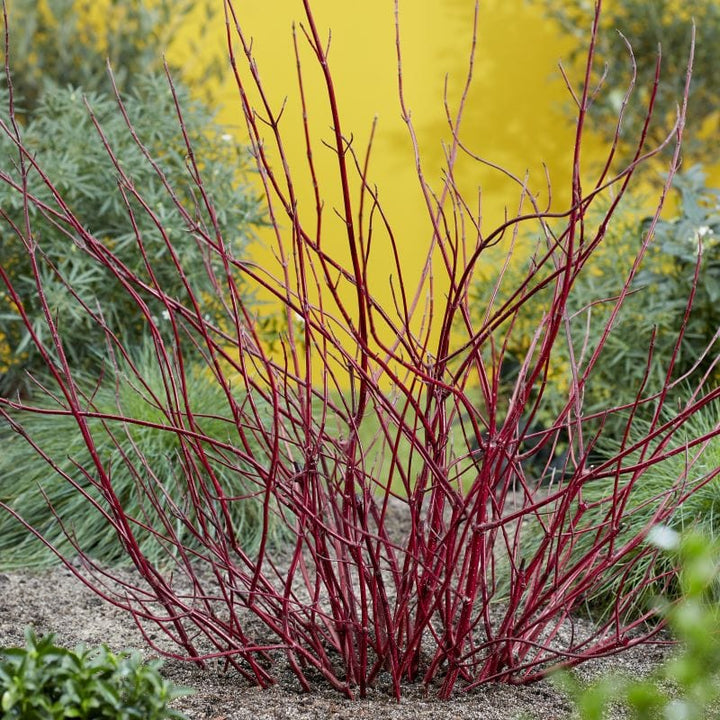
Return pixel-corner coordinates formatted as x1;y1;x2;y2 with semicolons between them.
556;528;720;720
563;166;719;437
0;627;190;719
0;74;264;395
2;0;221;113
488;166;719;443
637;165;720;363
0;346;284;569
542;0;720;160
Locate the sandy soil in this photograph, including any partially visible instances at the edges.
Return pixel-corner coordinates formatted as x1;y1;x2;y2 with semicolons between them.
0;564;673;720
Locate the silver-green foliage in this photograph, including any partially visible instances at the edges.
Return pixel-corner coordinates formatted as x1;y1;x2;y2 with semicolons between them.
0;75;264;394
537;166;719;442
542;0;720;161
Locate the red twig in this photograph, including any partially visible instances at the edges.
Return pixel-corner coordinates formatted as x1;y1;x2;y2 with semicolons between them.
0;0;712;700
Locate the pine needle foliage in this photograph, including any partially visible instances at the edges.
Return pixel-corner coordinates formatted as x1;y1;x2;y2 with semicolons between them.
0;346;283;569
555;397;720;621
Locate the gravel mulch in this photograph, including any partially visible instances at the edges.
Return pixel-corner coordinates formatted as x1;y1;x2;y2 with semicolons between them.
0;564;673;719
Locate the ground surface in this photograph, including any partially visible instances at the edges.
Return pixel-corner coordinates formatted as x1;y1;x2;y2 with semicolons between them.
0;565;673;720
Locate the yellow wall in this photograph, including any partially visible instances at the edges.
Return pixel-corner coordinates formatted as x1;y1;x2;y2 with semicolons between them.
168;2;610;343
165;1;716;385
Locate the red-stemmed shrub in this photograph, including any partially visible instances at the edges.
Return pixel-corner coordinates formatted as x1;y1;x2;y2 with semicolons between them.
1;0;718;700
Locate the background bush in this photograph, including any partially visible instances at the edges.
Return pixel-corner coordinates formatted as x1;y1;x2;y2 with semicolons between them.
490;167;720;620
0;0;252;396
2;0;221;114
0;74;264;396
560;165;719;441
479;165;720;447
542;0;720;162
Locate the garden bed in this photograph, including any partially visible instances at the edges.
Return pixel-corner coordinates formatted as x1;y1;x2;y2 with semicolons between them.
0;556;672;719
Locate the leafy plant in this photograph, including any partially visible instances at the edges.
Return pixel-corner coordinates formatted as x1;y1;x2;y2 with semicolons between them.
2;0;221;114
637;165;720;378
0;73;264;395
470;193;648;441
0;344;284;568
1;0;719;701
541;0;720;161
491;164;720;445
0;627;191;719
557;528;720;720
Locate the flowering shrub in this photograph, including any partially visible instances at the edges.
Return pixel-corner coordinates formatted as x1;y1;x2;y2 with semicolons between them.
1;0;719;700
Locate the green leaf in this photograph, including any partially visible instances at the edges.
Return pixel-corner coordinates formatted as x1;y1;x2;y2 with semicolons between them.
0;629;192;719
